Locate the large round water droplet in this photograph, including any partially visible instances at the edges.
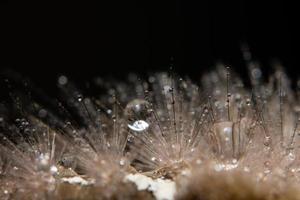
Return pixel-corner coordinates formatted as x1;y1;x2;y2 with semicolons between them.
124;99;151;122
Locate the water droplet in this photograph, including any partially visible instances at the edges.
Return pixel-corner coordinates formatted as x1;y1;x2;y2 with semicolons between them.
243;167;250;172
58;75;68;85
112;115;116;122
50;165;58;175
235;93;241;101
119;158;126;166
264;161;271;168
77;94;83;102
38;109;48;118
251;68;262;79
223;127;232;136
214;121;234;156
246;98;251;106
263;136;271;146
125;99;152;133
204;108;209;113
148;76;156;83
196;159;202;165
38;153;50;169
127;135;135;143
181;170;190;176
215;89;221;96
125;99;151;121
288;152;296;161
106;142;111;147
214;163;225;172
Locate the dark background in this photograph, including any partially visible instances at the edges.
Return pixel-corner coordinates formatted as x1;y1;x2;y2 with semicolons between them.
0;1;298;94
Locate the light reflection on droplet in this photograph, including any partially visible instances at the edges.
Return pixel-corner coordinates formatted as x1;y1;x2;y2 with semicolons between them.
128;120;149;132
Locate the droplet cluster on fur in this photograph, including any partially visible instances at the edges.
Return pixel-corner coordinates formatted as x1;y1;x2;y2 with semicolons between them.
1;63;300;200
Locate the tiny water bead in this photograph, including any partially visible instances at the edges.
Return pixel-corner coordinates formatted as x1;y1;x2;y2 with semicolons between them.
58;75;68;86
77;94;83;102
263;136;271;147
119;158;126;166
38;109;48;118
251;67;262;80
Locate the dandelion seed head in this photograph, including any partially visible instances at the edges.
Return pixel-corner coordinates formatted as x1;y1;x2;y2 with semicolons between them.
2;64;300;199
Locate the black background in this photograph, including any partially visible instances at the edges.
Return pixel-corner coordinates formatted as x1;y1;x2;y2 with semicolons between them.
0;1;298;94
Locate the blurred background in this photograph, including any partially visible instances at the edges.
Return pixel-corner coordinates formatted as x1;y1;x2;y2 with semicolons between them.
0;1;298;95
